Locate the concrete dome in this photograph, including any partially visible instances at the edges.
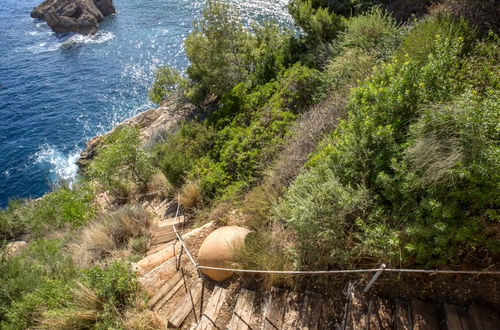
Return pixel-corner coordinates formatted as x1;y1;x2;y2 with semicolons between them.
197;226;250;281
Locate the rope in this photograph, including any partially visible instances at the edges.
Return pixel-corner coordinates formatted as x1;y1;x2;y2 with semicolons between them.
196;265;500;275
170;197;500;277
172;195;199;269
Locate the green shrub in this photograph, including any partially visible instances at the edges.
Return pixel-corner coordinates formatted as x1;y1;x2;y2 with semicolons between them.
336;7;401;57
148;66;188;104
87;126;155;196
156;122;216;188
396;13;473;63
83;261;139;311
399;94;500;264
0;200;29;241
184;0;255;100
0;239;78;327
275;164;372;268
0;185;95;240
289;0;345;43
276;17;495;268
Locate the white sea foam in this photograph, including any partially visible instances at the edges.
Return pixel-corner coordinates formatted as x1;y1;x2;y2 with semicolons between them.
34;145;81;187
61;31;115;46
25;30;114;54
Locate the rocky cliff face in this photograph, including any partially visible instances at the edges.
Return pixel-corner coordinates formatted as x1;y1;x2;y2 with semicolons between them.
76;98;197;170
31;0;115;35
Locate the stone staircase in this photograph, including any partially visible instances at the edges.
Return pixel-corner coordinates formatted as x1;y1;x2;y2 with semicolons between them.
135;199;499;329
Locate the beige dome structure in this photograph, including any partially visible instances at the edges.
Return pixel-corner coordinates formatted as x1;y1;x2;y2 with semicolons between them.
197;226;250;281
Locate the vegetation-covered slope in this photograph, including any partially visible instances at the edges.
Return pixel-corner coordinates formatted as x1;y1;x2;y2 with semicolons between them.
0;0;498;328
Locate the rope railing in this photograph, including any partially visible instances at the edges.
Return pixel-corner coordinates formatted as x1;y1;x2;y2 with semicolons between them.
196;264;500;276
169;194;499;326
170;194;500;295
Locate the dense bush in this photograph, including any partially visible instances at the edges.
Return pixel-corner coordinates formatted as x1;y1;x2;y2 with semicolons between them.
148;66;188;104
0;239;77;328
155;122;216;188
87;126;155;197
1;240;142;329
276;16;499;268
0;185;95;240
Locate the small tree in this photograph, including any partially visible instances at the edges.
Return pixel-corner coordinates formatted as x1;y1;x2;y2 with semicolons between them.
184;0;255;99
148;66;188;104
87;126;155;196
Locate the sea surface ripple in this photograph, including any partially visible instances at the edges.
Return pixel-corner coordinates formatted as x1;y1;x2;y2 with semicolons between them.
0;0;291;207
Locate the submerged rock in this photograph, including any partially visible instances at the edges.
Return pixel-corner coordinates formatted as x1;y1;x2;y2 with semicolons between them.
31;0;115;35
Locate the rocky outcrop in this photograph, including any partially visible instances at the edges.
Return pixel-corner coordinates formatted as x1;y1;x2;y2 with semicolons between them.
31;0;115;35
76;98;197;170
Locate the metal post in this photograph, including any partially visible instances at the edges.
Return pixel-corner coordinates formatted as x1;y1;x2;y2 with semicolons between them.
364;264;386;292
176;244;184;271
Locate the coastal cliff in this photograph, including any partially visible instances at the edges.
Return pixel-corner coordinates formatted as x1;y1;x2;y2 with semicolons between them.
76;97;196;169
31;0;115;35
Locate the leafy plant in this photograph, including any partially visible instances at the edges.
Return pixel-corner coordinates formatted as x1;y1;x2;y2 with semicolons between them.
148;66;188;104
87;126;155;197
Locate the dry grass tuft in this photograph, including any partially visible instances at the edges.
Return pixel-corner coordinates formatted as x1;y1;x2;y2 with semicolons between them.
270;92;347;187
146;172;171;198
232;222;297;290
124;309;164;329
71;206;152;267
179;181;202;210
38;283;101;329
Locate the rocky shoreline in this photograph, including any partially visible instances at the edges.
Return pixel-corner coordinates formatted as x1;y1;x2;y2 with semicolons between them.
76;97;196;170
31;0;115;35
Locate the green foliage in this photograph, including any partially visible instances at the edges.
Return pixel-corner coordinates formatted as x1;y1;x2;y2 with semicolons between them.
155;122;216;188
184;0;254;100
87;126;155;195
0;200;29;241
323;8;401;90
289;0;345;43
336;7;401;57
0;239;77;328
397;14;474;63
0;185;95;240
83;261;139;311
155;62;323;204
399;94;500;263
275;165;372;267
277;16;498;268
201;64;322;200
148;66;188;104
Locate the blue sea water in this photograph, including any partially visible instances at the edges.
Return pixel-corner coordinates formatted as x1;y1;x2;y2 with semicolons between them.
0;0;292;207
